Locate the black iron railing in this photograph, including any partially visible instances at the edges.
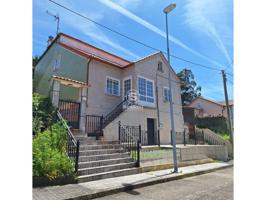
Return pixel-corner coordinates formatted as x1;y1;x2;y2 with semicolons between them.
85;99;129;138
57;111;80;172
195;130;205;144
58;100;80;129
103;99;128;128
85;115;103;139
187;129;205;145
118;121;140;167
140;130;149;146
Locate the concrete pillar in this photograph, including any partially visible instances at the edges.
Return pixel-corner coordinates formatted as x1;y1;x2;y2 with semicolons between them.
79;87;87;132
51;80;60;108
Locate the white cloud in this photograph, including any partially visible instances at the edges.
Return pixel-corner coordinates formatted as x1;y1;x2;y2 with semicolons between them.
113;0;141;9
34;0;139;59
98;0;224;67
74;21;140;59
184;0;232;66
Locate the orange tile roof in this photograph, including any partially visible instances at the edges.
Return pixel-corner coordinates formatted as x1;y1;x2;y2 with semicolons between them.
51;75;90;87
59;33;131;68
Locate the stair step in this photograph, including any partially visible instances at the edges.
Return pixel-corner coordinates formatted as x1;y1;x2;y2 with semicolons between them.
79;152;130;162
78;157;133;169
79;144;123;151
74;134;92;138
78;140;119;145
78;162;136;176
78;167;140;183
79;149;126;156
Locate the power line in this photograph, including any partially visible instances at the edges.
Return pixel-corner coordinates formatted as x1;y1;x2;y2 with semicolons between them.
48;0;227;73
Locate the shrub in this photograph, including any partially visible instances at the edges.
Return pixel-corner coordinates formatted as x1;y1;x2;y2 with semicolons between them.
218;133;230;141
33;93;57;135
195;116;229;134
33;122;74;179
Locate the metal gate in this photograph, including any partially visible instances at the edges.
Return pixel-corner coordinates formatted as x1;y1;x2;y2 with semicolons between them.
85;115;103;138
58;100;80;129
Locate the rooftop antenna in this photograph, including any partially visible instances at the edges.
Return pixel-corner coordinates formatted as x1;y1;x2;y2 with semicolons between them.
46;10;60;35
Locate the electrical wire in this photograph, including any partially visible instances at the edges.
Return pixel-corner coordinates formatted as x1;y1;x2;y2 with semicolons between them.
48;0;229;73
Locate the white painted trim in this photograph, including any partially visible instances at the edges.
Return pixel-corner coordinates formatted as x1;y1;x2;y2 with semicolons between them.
122;76;132;100
137;75;156;107
163;86;170;102
105;76;121;96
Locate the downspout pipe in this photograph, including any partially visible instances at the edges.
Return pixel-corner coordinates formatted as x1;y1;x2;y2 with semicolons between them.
155;73;160;146
86;58;92;107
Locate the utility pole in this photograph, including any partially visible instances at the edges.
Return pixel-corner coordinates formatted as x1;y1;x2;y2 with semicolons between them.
222;70;233;145
46;10;60;35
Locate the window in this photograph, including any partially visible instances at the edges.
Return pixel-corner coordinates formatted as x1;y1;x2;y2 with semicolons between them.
106;77;120;96
123;78;131;99
158;61;163;72
138;76;154;105
53;54;61;71
163;87;171;102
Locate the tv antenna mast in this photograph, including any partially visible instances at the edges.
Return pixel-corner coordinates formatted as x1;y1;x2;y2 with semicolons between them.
46;10;60;35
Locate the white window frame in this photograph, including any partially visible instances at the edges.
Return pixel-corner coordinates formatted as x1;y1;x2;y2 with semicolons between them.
137;75;155;107
122;76;132;100
105;76;120;96
163;86;171;102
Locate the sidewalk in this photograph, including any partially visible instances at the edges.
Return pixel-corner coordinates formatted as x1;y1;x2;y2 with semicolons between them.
33;161;233;200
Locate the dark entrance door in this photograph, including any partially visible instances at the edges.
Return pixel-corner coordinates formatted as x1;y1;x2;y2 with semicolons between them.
147;118;155;145
58;100;80;129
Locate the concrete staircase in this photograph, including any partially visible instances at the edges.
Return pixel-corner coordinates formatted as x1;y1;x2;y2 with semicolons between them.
72;130;139;183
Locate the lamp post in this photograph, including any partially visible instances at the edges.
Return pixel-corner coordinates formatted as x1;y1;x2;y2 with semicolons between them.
163;3;178;173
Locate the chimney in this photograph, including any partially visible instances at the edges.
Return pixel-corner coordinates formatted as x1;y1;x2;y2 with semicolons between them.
47;36;54;46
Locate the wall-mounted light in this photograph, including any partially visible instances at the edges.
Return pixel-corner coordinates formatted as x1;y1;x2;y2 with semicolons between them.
82;96;87;101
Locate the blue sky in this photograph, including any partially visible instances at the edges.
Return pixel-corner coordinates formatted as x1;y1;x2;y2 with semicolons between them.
33;0;233;101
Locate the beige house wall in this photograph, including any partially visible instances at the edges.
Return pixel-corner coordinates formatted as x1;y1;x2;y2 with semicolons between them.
189;98;226;117
103;53;185;144
35;40;185;145
86;59;123;116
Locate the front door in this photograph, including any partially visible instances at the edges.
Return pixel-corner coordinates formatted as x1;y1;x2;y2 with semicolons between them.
147;118;155;145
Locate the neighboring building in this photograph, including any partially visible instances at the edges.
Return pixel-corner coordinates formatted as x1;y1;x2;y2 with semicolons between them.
34;33;185;145
187;96;233;118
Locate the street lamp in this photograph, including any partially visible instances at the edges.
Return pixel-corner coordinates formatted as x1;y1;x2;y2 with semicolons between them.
163;3;178;173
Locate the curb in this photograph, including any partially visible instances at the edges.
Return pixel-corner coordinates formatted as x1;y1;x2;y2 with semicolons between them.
66;163;233;200
140;158;214;173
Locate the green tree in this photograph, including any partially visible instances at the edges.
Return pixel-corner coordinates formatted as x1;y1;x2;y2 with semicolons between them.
177;68;201;105
33;56;39;67
32;56;39;79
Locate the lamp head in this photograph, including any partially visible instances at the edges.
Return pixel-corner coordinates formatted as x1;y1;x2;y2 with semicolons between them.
163;3;176;14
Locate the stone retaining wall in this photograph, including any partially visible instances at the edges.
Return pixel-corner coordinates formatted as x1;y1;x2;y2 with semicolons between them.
179;145;228;162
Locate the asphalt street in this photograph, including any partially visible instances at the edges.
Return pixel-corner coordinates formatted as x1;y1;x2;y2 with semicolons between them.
95;167;233;200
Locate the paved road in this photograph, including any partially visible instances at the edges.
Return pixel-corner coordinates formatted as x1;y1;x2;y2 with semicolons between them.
96;167;233;200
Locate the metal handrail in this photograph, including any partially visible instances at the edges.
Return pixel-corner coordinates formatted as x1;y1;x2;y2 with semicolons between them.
57;111;77;146
103;99;127;127
57;110;80;172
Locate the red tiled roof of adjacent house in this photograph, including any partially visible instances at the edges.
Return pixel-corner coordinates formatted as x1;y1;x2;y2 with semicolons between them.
189;96;227;107
218;100;234;106
58;33;131;68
